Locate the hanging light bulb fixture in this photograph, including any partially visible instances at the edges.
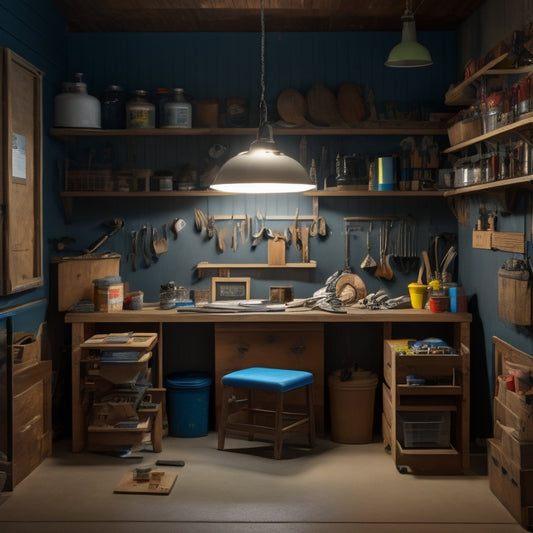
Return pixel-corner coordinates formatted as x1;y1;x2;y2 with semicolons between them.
210;0;316;194
385;0;433;68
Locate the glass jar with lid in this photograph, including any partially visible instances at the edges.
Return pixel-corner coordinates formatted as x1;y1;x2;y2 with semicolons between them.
162;88;192;128
126;89;155;129
100;84;126;129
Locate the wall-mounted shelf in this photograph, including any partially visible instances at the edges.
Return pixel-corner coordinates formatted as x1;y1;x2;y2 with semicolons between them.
444;52;533;107
305;188;445;197
196;260;317;278
49;121;447;140
443;175;533;197
444;114;533;153
444;53;510;106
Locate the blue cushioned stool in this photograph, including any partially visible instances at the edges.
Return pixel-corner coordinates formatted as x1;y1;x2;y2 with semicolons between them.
218;367;315;459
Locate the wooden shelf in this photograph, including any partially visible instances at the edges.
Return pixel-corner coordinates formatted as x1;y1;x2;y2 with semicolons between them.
444;114;533;153
305;188;445;197
397;385;462;395
49;121;447;140
61;190;234;198
444;53;511;106
444;175;533;197
196;260;317;278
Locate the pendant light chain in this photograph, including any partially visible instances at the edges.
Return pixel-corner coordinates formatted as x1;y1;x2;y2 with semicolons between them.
259;0;268;127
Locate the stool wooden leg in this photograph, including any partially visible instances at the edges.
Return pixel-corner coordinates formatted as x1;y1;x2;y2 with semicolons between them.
247;388;254;441
274;392;284;459
307;383;316;448
218;386;231;451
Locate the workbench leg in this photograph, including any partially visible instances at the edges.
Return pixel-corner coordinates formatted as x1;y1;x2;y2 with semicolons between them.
71;322;94;452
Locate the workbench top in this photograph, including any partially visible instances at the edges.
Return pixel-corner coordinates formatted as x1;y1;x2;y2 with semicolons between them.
65;303;472;324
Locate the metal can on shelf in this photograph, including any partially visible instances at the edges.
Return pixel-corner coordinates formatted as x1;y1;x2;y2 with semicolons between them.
162;88;192;128
126;89;155;128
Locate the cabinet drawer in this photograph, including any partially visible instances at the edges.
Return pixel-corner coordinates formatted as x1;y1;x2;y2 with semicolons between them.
383;339;413;386
214;323;324;433
488;438;533;524
494;396;533;441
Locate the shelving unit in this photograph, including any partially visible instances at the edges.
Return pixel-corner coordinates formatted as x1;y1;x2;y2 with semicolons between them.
382;339;470;475
77;332;164;453
53;122;450;221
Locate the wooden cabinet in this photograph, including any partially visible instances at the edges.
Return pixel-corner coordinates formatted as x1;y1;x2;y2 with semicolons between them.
78;332;163;453
382;339;470;474
9;360;52;489
0;49;43;294
214;322;325;433
489;336;533;530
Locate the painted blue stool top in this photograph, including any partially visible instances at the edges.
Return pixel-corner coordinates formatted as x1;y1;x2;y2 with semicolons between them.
222;367;314;392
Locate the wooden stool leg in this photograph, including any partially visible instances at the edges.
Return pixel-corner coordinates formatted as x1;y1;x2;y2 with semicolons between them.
218;386;231;451
274;392;284;459
307;383;316;448
247;388;255;441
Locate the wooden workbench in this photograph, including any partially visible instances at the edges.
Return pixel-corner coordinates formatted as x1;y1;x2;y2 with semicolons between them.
66;305;471;467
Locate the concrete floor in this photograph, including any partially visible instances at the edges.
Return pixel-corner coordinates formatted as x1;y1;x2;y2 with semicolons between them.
0;434;523;533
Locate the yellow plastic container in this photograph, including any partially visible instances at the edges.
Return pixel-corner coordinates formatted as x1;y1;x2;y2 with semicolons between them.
408;282;428;309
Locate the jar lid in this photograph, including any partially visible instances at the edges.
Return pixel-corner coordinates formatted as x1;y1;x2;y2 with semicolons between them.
105;84;124;92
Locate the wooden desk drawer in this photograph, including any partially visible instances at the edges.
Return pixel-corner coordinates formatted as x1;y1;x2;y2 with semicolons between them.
214;323;324;433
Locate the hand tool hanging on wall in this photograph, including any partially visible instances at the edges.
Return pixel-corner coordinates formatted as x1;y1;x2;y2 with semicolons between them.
360;223;377;273
130;231;137;272
83;218;124;254
139;225;151;268
171;218;186;239
152;225;168;257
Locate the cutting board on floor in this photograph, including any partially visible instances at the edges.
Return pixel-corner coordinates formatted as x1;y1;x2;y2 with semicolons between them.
114;471;177;495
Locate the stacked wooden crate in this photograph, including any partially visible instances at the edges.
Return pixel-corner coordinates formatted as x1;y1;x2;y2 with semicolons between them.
8;323;52;489
488;337;533;529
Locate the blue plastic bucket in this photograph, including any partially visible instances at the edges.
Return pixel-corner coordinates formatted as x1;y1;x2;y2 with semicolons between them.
165;371;212;437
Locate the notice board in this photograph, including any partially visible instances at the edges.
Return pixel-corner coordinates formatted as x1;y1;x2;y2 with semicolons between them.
0;49;43;294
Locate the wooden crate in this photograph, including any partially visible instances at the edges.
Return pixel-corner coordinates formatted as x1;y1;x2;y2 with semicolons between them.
51;254;121;311
65;168;114;192
9;360;52;489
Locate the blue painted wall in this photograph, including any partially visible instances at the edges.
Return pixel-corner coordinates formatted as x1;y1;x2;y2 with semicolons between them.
0;0;65;332
5;0;529;442
56;30;457;304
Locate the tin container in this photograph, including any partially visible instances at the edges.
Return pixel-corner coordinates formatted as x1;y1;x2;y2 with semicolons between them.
162;88;192;128
126;90;155;129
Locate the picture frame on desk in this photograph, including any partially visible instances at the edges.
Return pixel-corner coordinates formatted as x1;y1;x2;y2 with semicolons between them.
211;277;250;302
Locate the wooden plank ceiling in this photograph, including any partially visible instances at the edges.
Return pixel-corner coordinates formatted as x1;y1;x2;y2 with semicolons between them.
52;0;487;33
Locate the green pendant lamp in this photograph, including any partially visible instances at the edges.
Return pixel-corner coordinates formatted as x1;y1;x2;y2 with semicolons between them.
210;0;316;194
385;0;433;68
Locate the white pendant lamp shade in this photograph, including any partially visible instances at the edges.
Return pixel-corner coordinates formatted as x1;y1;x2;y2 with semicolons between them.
211;126;316;194
210;0;316;194
385;2;433;68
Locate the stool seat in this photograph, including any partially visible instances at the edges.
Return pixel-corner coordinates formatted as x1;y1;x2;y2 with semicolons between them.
222;367;314;392
218;366;316;459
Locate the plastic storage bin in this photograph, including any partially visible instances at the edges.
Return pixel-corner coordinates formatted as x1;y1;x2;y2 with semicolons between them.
165;371;212;437
328;369;378;444
399;411;451;448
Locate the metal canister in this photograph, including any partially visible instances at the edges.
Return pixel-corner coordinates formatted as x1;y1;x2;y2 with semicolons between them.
162;88;192;128
126;89;155;129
